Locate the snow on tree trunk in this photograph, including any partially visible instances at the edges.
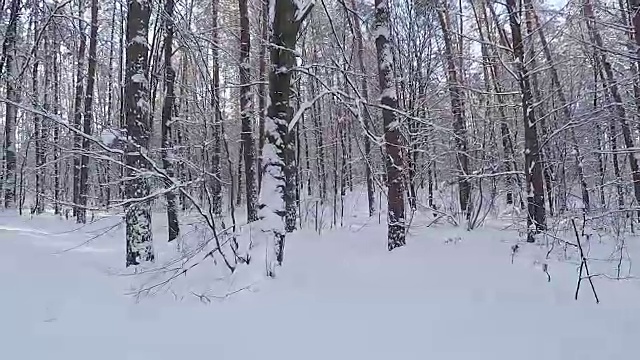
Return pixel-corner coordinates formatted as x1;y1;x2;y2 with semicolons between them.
374;0;406;250
124;0;154;266
261;0;313;276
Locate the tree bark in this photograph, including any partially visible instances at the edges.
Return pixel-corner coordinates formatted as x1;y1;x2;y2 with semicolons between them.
161;0;180;241
349;0;376;216
505;0;546;241
261;0;313;276
437;2;471;219
77;0;98;223
239;0;258;222
3;0;20;209
211;0;222;216
375;0;405;250
124;0;154;266
72;0;86;217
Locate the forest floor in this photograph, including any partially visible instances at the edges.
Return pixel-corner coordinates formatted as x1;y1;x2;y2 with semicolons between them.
2;206;640;359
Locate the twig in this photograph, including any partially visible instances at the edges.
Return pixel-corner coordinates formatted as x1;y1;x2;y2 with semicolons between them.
572;219;599;304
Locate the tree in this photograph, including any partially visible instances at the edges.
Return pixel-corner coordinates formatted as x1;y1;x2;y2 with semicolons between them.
261;0;313;276
72;0;86;218
505;0;546;241
161;0;180;241
437;0;471;220
375;0;405;250
3;0;21;209
348;0;376;217
239;0;258;222
78;0;98;223
124;0;154;266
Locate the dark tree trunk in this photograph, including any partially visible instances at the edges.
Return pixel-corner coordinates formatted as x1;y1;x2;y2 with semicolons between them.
238;0;258;222
161;0;180;241
211;0;222;216
261;0;313;276
124;0;154;266
505;0;546;241
32;7;44;215
77;0;98;223
257;0;268;193
437;2;471;220
52;13;61;215
374;0;405;250
3;0;20;209
72;0;86;217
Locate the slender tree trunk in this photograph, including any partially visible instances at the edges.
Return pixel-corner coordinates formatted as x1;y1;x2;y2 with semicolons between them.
505;0;546;241
437;2;471;219
52;10;61;215
211;0;222;216
349;0;375;216
257;0;268;192
310;48;326;202
124;0;154;266
375;0;405;250
522;6;556;216
161;0;180;241
32;7;44;214
238;0;258;222
72;0;86;217
77;0;98;223
3;0;20;209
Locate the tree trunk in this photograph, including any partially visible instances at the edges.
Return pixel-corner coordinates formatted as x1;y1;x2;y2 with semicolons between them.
349;0;375;216
124;0;154;266
505;0;546;242
52;11;61;215
211;0;222;216
257;0;268;193
238;0;258;222
72;0;86;217
375;0;405;250
161;0;180;241
437;2;471;220
32;7;44;215
261;0;313;276
3;0;20;209
77;0;98;223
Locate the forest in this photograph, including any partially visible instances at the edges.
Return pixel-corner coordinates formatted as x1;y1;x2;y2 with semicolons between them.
5;0;640;358
2;0;640;290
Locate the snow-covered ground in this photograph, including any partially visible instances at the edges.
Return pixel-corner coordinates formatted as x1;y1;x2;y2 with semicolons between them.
1;209;640;359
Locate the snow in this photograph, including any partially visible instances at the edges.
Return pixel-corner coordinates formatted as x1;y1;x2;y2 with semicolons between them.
2;207;640;359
